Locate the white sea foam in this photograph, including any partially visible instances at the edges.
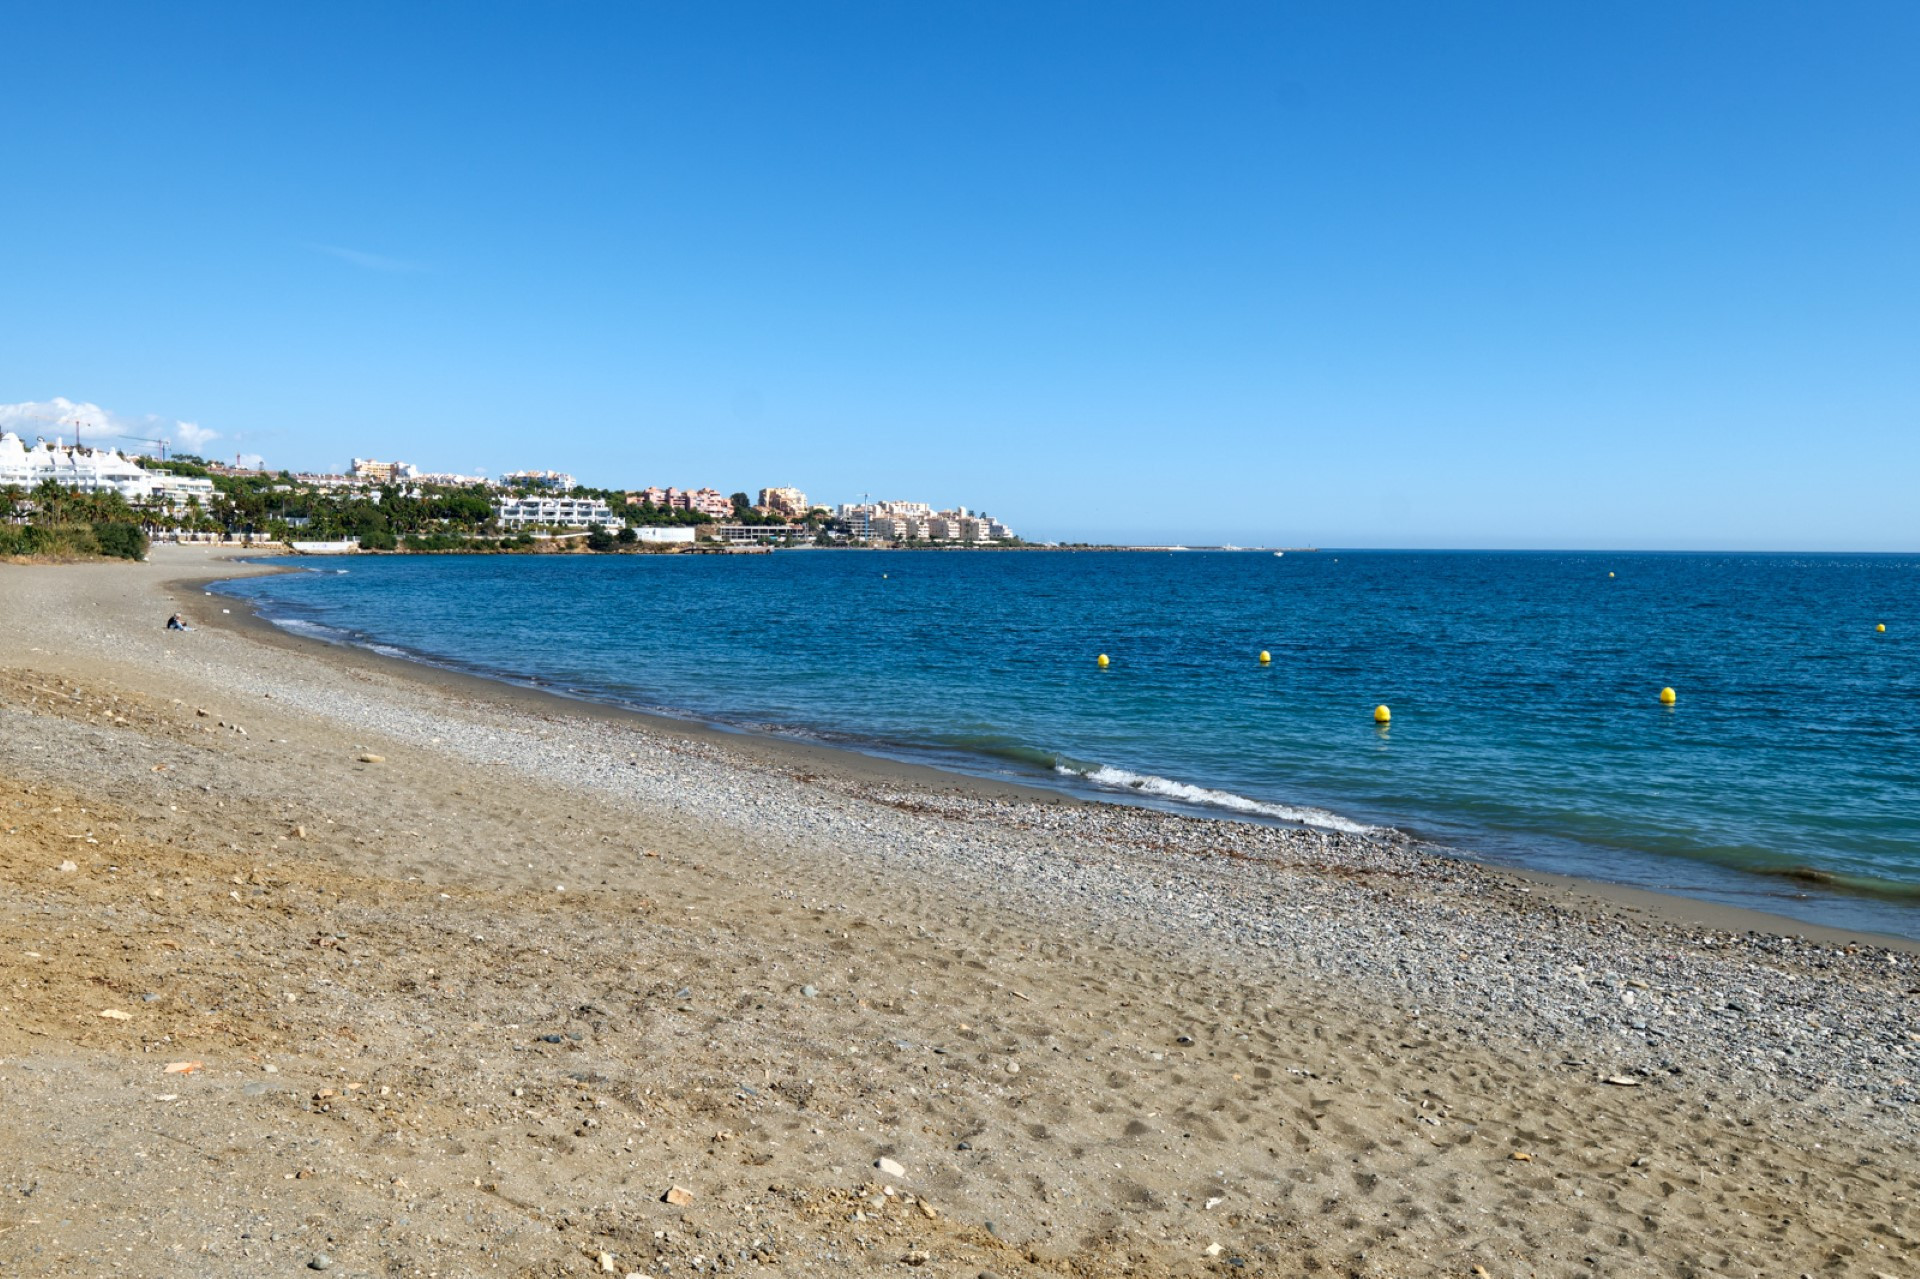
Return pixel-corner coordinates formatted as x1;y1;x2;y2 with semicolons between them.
270;617;350;643
1060;763;1375;833
266;615;407;661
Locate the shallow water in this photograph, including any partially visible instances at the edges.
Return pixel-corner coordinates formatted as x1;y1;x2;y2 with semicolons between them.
217;549;1920;936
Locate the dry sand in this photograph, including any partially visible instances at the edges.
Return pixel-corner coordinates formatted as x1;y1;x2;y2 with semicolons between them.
0;546;1915;1278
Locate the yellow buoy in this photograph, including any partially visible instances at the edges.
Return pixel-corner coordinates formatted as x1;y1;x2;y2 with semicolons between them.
1659;686;1677;705
1096;653;1109;668
1608;571;1615;578
1876;623;1886;632
1258;650;1271;664
1373;704;1391;724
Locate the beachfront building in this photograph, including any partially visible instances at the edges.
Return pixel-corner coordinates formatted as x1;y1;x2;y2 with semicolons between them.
836;499;1013;543
492;495;622;530
632;526;696;544
758;486;809;517
145;472;219;509
0;432;159;500
836;504;873;540
870;513;927;541
706;523;790;546
0;432;218;511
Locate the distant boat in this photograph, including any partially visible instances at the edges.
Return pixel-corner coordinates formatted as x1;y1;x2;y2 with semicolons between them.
1273;551;1284;557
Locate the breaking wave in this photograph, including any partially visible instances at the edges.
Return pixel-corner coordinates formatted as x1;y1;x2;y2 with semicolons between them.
1057;762;1375;833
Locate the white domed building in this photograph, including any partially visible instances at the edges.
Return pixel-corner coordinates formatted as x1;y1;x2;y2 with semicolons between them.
0;432;216;511
0;432;157;499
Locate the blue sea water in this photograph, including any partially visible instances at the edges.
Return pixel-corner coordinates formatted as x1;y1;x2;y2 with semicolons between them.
215;550;1920;936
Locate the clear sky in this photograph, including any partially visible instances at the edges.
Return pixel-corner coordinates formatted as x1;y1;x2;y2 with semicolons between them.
2;2;1915;549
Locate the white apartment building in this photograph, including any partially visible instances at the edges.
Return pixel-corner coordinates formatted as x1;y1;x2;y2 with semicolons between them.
502;469;577;491
870;514;929;541
492;495;622;530
0;432;216;510
633;526;696;544
1;432;156;499
838;498;1014;543
146;473;218;508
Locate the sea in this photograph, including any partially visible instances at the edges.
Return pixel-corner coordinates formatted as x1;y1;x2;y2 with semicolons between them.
214;549;1920;938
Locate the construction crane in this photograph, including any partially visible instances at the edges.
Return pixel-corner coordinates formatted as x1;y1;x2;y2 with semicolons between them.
5;409;93;447
112;435;171;460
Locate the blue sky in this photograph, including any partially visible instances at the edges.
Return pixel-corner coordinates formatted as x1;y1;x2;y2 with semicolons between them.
2;2;1915;548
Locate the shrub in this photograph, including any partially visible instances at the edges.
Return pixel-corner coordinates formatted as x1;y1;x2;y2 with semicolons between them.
0;523;100;557
93;522;149;560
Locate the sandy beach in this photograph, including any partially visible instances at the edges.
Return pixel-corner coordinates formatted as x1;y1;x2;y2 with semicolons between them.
1;546;1915;1278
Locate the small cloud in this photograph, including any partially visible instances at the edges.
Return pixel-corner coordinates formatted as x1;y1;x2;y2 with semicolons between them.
173;420;219;451
0;396;219;456
309;243;425;273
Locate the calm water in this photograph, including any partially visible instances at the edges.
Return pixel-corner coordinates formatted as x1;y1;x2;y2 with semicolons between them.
216;550;1920;936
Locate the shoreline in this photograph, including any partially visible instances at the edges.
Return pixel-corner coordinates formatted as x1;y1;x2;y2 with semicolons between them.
4;546;1917;1276
195;555;1920;952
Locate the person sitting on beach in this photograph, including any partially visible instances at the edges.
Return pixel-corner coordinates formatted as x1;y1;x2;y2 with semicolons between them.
165;613;189;631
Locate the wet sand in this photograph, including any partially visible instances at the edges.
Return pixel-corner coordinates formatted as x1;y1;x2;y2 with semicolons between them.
1;546;1915;1277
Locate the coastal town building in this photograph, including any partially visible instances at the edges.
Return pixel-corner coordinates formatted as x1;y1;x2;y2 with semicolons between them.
0;432;217;509
491;495;622;530
758;486;809;517
705;523;790;546
629;486;734;519
836;499;1013;543
287;471;363;491
349;457;416;483
144;472;219;509
632;526;696;544
501;469;577;491
1;432;157;500
837;505;873;540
